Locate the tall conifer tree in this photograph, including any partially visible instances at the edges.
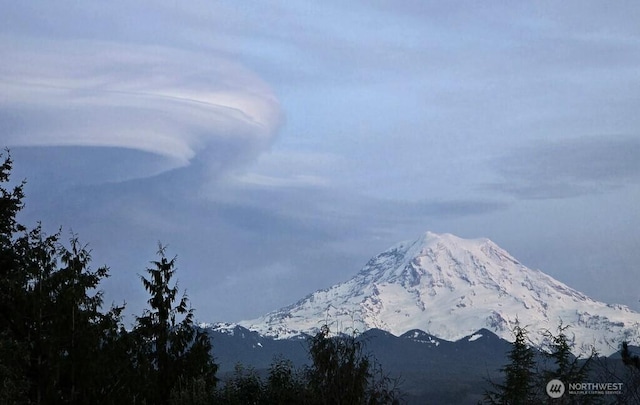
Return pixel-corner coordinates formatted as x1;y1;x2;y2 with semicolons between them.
484;321;538;404
0;151;30;403
540;322;596;405
134;245;217;404
0;151;130;404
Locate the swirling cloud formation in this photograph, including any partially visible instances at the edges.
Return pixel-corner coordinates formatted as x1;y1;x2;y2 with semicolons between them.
0;37;282;179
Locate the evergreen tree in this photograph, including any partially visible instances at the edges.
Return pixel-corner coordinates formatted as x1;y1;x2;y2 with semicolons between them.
51;237;107;402
306;324;371;405
169;374;216;405
0;151;30;404
134;244;217;405
484;321;538;405
88;303;137;403
20;227;126;404
0;150;134;404
264;356;306;405
215;363;264;405
0;151;225;403
621;341;640;370
212;325;403;405
539;322;597;404
304;324;402;404
617;340;640;403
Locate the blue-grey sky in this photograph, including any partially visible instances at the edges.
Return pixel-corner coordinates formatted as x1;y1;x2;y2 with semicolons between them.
2;1;639;324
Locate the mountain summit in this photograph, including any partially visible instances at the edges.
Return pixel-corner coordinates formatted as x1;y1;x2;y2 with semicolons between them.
239;232;640;356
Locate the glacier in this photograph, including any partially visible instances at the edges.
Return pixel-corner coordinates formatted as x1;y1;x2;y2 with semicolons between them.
230;231;640;357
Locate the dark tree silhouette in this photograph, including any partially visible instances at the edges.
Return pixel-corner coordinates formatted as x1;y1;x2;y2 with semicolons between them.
539;322;597;405
134;244;217;405
621;341;640;370
306;324;371;404
212;324;403;404
0;150;131;404
0;151;216;403
305;324;402;405
0;150;30;404
484;321;538;404
264;356;306;404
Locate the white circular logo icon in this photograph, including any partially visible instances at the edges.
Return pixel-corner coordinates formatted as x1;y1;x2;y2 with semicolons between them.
546;379;565;398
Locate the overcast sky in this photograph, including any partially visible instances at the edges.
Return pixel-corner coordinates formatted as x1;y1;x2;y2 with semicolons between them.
2;1;639;324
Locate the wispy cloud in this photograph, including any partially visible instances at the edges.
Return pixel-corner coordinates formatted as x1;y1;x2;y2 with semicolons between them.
0;36;282;181
488;136;640;199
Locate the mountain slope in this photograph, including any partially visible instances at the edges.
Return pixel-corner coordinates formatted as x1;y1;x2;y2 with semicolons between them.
238;232;640;356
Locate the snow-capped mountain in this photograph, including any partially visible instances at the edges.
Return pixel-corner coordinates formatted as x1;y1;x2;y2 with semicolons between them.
237;232;640;356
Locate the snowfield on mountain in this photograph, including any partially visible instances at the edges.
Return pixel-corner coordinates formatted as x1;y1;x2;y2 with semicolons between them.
230;232;640;356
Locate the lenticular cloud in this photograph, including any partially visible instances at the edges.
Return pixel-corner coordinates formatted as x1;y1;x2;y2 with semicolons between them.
0;38;282;175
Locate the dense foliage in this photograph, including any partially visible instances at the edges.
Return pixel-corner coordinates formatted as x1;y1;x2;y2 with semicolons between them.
0;151;403;404
134;246;218;404
483;321;612;405
213;326;403;405
0;152;214;404
484;321;539;404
